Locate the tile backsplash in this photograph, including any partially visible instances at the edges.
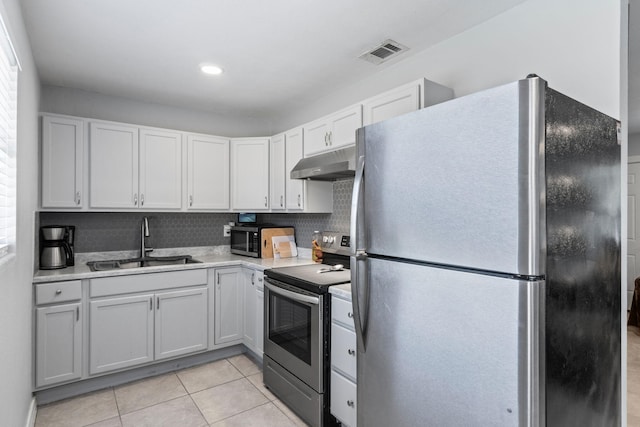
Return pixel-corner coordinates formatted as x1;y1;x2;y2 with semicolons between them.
39;179;353;253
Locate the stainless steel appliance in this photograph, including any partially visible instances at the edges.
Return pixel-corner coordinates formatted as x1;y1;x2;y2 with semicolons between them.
40;225;75;269
230;225;294;258
351;76;621;426
264;231;351;427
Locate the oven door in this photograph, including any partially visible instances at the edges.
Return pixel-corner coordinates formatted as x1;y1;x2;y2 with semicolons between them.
264;278;324;392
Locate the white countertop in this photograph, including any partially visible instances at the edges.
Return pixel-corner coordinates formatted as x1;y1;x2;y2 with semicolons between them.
33;246;317;284
329;282;352;300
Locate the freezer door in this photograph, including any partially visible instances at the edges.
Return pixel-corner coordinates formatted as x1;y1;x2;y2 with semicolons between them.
358;77;545;276
356;257;543;427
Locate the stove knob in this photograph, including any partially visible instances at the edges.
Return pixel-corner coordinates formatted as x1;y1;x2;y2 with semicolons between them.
323;236;330;243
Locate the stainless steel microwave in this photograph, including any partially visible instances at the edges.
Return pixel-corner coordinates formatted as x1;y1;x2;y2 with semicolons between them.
230;226;294;258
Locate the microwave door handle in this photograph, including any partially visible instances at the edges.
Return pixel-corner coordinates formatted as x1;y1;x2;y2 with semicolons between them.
264;282;320;305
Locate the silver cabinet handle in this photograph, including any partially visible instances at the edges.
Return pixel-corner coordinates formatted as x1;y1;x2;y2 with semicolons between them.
347;400;355;407
157;296;159;310
297;194;301;207
280;195;283;207
149;297;152;310
347;312;353;318
348;349;355;356
328;131;332;146
134;193;138;206
251;272;255;285
189;195;193;207
264;196;267;207
76;306;79;321
257;277;263;282
75;191;81;205
141;194;144;206
55;289;62;295
324;132;328;146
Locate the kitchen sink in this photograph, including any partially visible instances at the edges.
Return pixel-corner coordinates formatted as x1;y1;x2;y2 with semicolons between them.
87;255;202;271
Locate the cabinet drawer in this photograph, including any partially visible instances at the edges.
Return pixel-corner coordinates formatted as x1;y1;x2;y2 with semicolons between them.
331;322;357;381
90;269;207;297
331;370;357;427
331;297;354;329
35;280;82;305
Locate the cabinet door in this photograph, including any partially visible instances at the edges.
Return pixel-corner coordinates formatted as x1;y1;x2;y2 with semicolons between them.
41;116;84;208
269;133;286;210
285;128;304;210
89;294;154;374
331;370;357;427
303;119;330;157
139;128;182;209
243;269;258;351
155;287;208;360
214;268;244;344
89;122;139;208
255;272;264;358
329;105;362;150
35;303;82;387
362;83;420;126
187;134;230;210
230;138;269;210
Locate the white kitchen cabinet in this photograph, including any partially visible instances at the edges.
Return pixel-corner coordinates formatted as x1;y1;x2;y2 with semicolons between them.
89;122;139;209
88;270;208;375
242;268;264;358
155;287;208;360
330;294;357;427
41;115;85;209
139;128;182;209
230;138;270;210
89;293;155;374
362;78;454;126
304;105;362;157
269;133;286;210
35;280;83;388
214;267;244;344
187;134;230;210
284;127;333;213
89;122;182;209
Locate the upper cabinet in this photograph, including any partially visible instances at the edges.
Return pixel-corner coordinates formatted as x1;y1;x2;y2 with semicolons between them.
89;123;182;209
284;127;332;213
231;138;270;211
139;128;182;209
41;116;85;209
186;134;229;210
303;105;362;157
269;133;286;210
362;78;454;126
89;122;140;209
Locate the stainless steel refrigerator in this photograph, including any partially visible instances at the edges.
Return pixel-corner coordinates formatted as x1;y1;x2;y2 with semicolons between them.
350;76;621;426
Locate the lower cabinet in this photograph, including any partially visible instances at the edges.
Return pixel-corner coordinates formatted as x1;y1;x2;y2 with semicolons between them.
35;302;82;388
35;280;83;388
214;267;244;344
242;268;264;357
330;295;358;427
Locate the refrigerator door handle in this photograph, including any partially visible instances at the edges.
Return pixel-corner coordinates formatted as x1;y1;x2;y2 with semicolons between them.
351;152;368;351
350;252;369;352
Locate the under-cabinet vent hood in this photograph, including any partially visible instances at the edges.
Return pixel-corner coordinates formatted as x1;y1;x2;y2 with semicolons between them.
290;146;356;181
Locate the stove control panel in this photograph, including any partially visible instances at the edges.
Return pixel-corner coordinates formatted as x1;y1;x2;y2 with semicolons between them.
319;231;351;255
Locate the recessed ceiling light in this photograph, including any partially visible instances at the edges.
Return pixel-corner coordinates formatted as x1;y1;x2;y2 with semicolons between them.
201;64;223;75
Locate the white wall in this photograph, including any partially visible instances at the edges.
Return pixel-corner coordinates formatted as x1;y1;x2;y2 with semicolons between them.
40;85;271;137
0;0;40;426
272;0;620;132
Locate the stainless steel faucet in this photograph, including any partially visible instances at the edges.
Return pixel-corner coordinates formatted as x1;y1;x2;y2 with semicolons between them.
141;216;153;258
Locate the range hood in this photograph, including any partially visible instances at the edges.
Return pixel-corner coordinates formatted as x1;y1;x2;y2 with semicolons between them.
290;146;356;181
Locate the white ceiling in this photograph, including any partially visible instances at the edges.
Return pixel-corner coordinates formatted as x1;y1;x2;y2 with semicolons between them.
21;0;528;121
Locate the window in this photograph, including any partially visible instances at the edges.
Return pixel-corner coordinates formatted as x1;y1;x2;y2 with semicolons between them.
0;13;19;260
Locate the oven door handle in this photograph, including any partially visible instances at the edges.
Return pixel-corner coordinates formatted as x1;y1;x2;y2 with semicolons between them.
264;282;320;305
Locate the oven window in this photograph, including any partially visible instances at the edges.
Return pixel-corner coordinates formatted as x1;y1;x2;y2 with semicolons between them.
268;292;312;365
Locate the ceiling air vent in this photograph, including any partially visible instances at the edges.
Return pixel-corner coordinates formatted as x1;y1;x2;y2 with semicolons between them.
359;39;409;65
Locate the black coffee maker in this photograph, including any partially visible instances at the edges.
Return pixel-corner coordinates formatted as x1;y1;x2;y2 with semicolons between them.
40;225;75;269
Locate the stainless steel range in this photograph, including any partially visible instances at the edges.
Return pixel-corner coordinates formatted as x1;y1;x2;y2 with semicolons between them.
263;231;351;427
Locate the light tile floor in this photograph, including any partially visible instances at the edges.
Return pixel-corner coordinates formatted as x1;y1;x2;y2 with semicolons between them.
34;332;640;426
35;354;309;427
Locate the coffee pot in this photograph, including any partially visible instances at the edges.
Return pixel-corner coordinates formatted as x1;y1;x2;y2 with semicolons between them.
40;225;75;269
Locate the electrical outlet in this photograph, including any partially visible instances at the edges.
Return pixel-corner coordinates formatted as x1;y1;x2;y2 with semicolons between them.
223;225;231;237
